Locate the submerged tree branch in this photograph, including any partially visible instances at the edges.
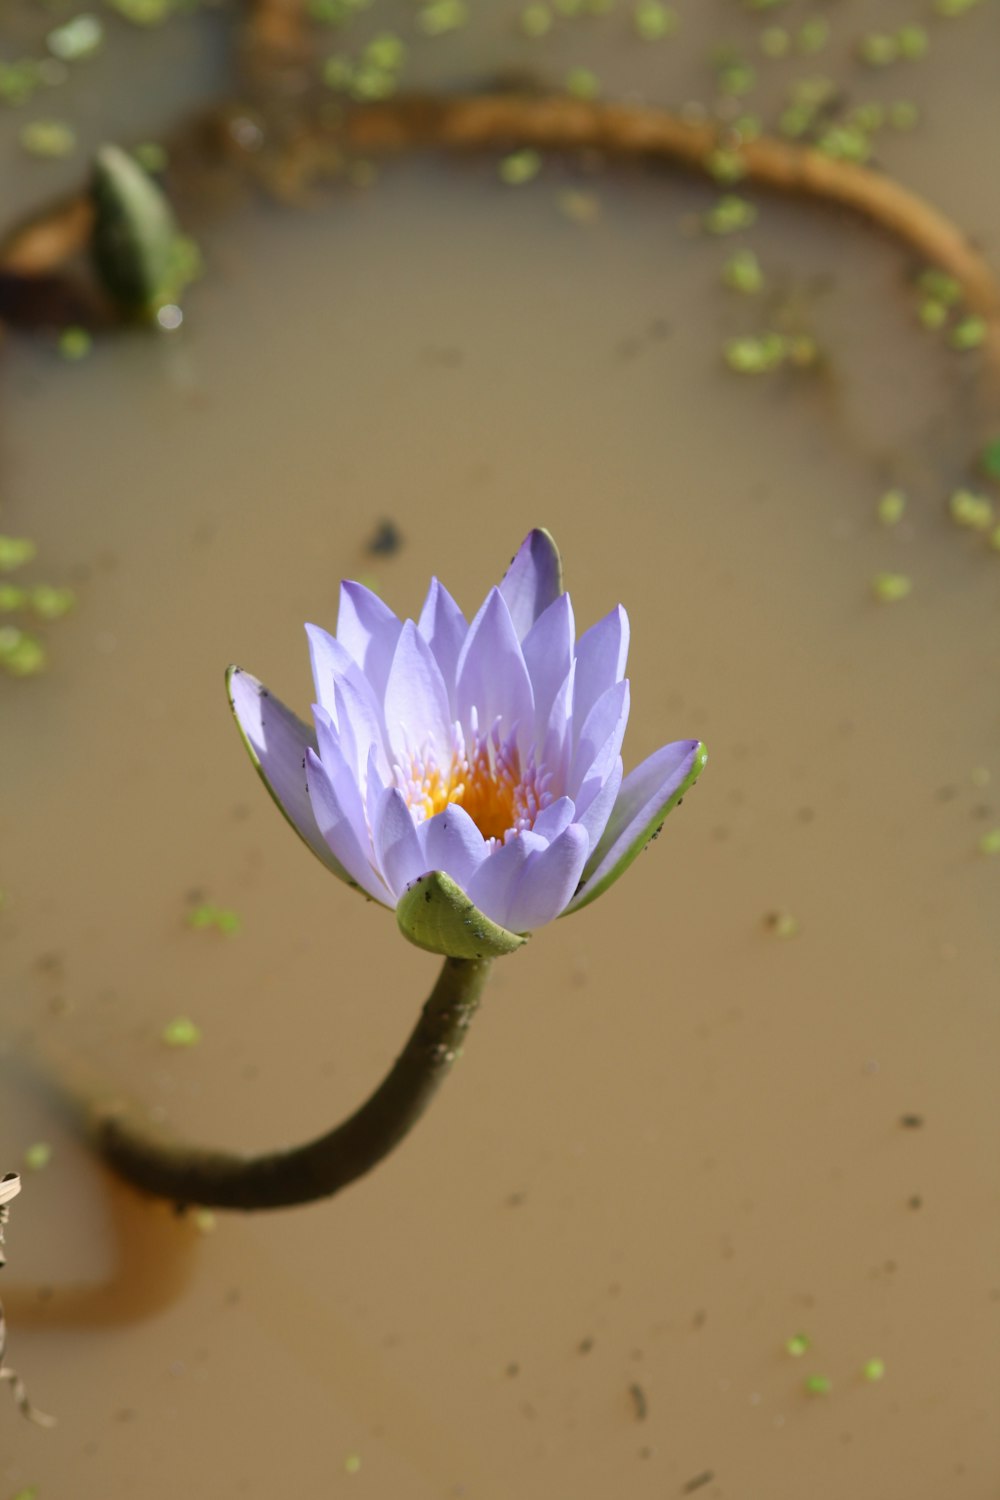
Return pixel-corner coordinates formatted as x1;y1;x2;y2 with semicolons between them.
337;94;1000;325
91;956;491;1211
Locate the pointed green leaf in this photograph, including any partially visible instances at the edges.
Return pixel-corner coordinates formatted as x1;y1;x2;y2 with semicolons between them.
91;143;179;315
396;871;527;959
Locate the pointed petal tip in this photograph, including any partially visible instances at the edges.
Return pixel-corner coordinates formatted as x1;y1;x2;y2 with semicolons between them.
396;870;528;959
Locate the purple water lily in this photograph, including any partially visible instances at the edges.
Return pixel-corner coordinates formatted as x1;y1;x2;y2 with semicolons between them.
228;530;705;956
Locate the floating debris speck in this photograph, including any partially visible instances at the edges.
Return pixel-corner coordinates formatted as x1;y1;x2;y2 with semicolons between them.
872;572;913;603
876;489;907;526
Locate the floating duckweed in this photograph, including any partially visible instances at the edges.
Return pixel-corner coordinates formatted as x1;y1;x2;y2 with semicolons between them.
862;1358;886;1382
363;32;406;69
888;100;920;130
23;1142;52;1172
849;102;886;132
19;120;77;159
872;572;913;603
188;904;242;935
0;585;26;612
933;0;983;15
876;489;907;526
979;438;1000;479
351;64;398;99
918;299;948;330
950;316;987;351
706;147;747;184
778;104;814;139
132;142;168;175
308;0;373;18
519;3;553;36
732;113;762;142
785;1333;810;1357
858;33;899;66
0;60;43;107
554;0;584;12
897;24;929;57
322;53;354;89
797;19;829;53
725;333;787;373
418;0;468;34
162;1016;202;1048
584;0;615;13
722;248;764;294
978;829;1000;855
759;26;790;57
0;537;38;573
47;13;104;61
345;1454;362;1475
816;124;871;163
804;1374;832;1396
0;627;46;676
715;56;756;97
499;149;542;185
949;489;994;530
107;0;174;23
557;188;601;222
744;0;792;10
791;76;838;108
766;911;799;939
634;1;678;40
565;67;600;99
193;1208;216;1233
704;195;758;235
29;585;75;620
918;268;961;305
59;326;92;361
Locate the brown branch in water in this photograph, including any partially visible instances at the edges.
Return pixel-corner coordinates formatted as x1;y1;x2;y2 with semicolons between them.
90;956;491;1211
338;95;1000;325
4;93;998;350
243;0;308;64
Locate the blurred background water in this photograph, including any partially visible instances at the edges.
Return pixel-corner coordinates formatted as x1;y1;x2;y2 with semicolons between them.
1;2;998;1497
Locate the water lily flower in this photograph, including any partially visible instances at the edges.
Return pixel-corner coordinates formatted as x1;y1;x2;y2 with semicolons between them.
228;530;705;958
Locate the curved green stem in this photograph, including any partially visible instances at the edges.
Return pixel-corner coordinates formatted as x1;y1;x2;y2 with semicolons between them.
91;956;492;1211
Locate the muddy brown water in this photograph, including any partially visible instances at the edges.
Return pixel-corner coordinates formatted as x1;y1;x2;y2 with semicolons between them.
1;3;999;1497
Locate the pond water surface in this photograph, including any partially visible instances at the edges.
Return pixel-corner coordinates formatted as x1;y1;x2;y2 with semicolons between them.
1;3;999;1498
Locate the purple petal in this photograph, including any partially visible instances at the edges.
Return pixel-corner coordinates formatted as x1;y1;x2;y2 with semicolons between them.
335;580;402;701
455;588;534;747
330;672;389;785
504;823;590;932
573;605;629;735
305;623;378;722
565;739;706;914
418;803;490;890
541;660;576;786
569;679;630;797
575;755;622;852
466;831;546;930
305;748;391;904
531;795;576;843
521;593;575;746
417;578;467;707
227;667;350;881
497;529;563;641
313;709;371;852
382;619;453;768
373;786;427;897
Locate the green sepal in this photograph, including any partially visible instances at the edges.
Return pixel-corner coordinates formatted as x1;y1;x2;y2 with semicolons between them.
396;871;527;959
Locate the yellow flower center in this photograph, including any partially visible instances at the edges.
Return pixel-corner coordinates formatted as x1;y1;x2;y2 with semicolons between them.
397;724;547;844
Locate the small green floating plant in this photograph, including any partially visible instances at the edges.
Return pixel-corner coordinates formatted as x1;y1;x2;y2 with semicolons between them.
95;530;707;1210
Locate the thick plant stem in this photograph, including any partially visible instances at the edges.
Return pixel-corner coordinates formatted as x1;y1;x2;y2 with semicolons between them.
91;956;492;1211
